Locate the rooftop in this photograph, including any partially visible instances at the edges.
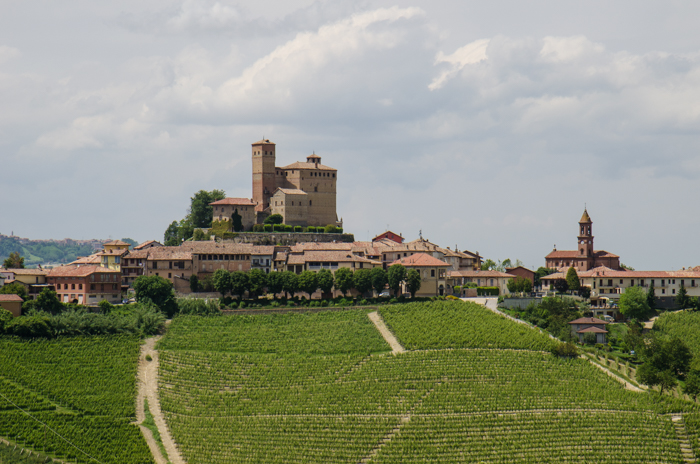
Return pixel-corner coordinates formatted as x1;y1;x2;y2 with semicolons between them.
0;294;24;302
210;198;257;206
390;253;450;268
569;317;609;325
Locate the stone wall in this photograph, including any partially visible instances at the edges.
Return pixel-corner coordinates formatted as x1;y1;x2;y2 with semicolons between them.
223;232;355;246
499;297;542;309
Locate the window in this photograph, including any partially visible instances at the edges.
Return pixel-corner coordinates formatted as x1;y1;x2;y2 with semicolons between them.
673;289;676;294
115;256;120;264
90;284;95;290
152;262;157;269
431;269;436;277
662;288;666;294
620;279;623;284
168;273;171;278
71;284;75;290
309;200;312;206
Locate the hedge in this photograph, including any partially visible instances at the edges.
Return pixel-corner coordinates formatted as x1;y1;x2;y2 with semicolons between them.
477;286;500;296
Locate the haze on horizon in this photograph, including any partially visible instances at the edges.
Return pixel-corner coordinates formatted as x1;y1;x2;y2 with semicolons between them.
2;0;700;271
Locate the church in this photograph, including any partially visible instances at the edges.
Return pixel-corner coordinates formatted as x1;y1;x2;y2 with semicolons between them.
211;139;341;230
544;209;621;272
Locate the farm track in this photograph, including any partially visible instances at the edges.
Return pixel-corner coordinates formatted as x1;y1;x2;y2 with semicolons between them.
582;353;646;392
367;311;404;354
137;336;185;464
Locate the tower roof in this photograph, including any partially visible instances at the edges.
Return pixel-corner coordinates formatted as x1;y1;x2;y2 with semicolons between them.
579;208;591;223
252;139;275;145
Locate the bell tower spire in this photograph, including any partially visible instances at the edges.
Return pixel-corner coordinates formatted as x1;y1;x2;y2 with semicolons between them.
577;208;593;258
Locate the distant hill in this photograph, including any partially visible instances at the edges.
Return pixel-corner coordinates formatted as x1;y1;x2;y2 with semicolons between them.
0;235;109;267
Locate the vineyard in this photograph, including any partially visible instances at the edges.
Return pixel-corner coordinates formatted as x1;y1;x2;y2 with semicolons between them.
0;336;154;464
654;310;700;361
158;301;700;463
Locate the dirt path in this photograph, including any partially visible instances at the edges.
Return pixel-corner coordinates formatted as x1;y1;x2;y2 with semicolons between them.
582;354;645;392
137;336;185;464
368;311;404;354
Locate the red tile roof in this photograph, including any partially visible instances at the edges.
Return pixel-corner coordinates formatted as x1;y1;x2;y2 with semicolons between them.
134;240;162;250
569;317;609;325
275;188;307;196
575;266;700;279
580;209;591;223
577;326;608;334
390;253;450;268
210;198;256;206
47;265;120;277
0;294;24;302
252;139;275;145
70;255;102;265
545;249;619;259
104;240;131;247
6;269;48;276
279;161;336;171
448;269;514;278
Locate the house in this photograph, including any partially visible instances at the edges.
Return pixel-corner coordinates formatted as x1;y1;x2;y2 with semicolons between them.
46;265;122;305
2;268;50;299
121;249;149;286
373;231;404;244
545;209;621;272
389;253;451;297
447;269;515;296
506;266;536;286
210;198;257;231
0;294;23;317
142;247;195;293
569;317;609;344
134;240;163;250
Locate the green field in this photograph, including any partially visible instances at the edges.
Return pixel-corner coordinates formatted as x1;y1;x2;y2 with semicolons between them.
654;310;700;362
0;336;153;464
158;301;697;463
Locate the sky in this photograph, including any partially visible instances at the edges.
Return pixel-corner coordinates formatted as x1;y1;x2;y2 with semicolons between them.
2;0;700;271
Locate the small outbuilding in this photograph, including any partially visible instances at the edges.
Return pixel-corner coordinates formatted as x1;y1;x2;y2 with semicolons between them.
569;317;609;344
0;294;24;317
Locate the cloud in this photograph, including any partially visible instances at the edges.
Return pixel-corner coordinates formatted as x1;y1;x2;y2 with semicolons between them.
429;38;489;90
0;45;20;64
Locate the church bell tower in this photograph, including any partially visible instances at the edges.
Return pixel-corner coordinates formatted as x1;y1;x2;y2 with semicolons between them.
251;139;276;212
577;208;594;258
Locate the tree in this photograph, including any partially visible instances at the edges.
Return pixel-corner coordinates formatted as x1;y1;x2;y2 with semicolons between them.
264;214;283;225
638;334;692;393
266;272;284;297
370;267;388;295
120;238;138;249
0;308;13;333
388;264;406;296
0;282;28;301
231;209;244;232
212;269;232;297
334;268;354;296
317;269;334;295
647;286;656;310
281;271;299;298
619;286;651;320
247;269;267;298
35;288;63;315
553;279;569;294
620;263;635;271
189;189;226;228
353;269;373;296
324;224;338;233
579;286;591;299
481;259;496;271
189;275;199;293
164;221;180;246
133;275;177;317
676;282;690;309
298;271;319;298
3;251;25;269
565;267;580;293
405;269;421;298
684;370;700;402
230;271;249;300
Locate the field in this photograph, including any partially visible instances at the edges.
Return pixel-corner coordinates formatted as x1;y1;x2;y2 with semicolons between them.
0;336;153;464
158;301;697;463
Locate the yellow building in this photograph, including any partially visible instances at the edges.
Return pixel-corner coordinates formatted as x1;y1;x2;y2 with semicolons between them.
389;253;451;297
97;240;131;271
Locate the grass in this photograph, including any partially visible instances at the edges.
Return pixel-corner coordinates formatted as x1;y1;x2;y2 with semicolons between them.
142;399;170;464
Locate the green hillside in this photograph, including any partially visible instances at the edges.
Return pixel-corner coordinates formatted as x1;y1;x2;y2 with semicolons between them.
0;236;101;267
158;301;697;463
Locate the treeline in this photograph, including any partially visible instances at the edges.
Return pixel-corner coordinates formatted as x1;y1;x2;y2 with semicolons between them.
194;264;423;300
0;236;99;267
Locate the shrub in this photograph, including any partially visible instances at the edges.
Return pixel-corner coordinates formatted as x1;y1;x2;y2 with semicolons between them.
446;295;459;300
306;226;317;233
465;283;478;288
359;299;369;306
264;224;273;232
551;342;578;358
324;224;337;233
252;224;264;232
336;227;343;234
477;287;500;296
294;226;303;232
223;232;238;239
284;225;293;232
177;298;221;316
273;224;284;232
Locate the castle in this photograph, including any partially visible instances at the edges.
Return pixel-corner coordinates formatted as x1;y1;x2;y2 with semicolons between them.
210;139;340;230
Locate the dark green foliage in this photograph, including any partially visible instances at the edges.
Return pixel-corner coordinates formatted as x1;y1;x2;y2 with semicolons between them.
324;224;337;233
163;189;225;243
35;288;63;315
554;278;569;293
263;224;273;232
0;308;12;332
230;271;249;299
177;298;221;316
299;271;319;298
619;286;651;320
164;220;181;246
0;282;28;301
336;227;343;234
231;209;244;232
189;274;199;293
565;267;580;292
98;299;114;314
388;264;406;297
371;267;388;294
676;282;690;309
317;269;334;294
406;269;421;297
684;370;700;401
252;224;264;232
353;269;373;295
281;271;300;298
273;224;284;232
212;268;232;297
551;342;578;358
647;286;656;310
0;237;97;267
133;275;177;317
579;286;591;299
266;272;284;296
294;226;303;232
264;214;284;225
516;297;583;338
507;277;533;294
3;251;24;269
334;268;354;296
306;226;317;233
583;332;597;345
638;334;693;394
247;269;267;297
476;287;499;296
284;225;293;232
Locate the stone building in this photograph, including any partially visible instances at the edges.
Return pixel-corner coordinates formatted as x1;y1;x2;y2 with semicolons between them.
251;139;339;227
210;197;257;231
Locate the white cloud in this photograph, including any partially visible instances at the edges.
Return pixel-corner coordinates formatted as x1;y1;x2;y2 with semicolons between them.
429;38;489;90
166;0;243;31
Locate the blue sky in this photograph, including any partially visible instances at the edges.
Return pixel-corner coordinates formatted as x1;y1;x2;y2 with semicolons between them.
2;0;700;270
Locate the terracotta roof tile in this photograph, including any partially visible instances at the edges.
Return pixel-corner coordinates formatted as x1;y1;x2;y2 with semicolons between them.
210;198;257;206
569;317;609;325
104;240;131;246
70;255;102;265
279;161;336;171
275;188;308;195
448;269;514;278
6;269;48;276
577;326;608;334
252;139;275;145
134;240;162;250
0;294;24;302
47;265;120;277
389;253;450;268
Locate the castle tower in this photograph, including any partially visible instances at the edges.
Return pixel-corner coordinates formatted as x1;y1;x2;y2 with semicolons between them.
251;139;277;212
577;208;594;258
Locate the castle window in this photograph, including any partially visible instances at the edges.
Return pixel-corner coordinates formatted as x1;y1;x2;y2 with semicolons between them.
314;186;318;192
333;173;336;178
309;200;312;206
